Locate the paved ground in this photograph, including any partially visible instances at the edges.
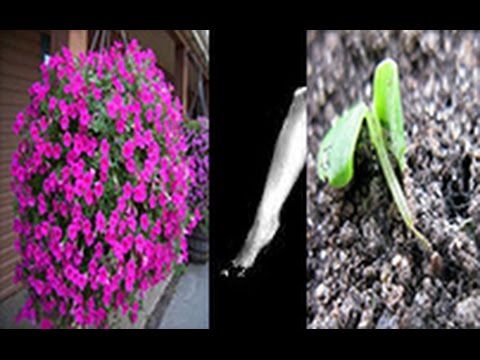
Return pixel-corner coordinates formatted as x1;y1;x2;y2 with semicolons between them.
157;262;209;329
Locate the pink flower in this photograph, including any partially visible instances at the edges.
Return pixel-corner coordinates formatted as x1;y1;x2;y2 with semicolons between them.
122;139;135;159
126;159;136;174
79;108;91;127
135;233;145;253
13;218;23;234
123;181;133;200
126;214;137;232
102;287;112;308
30;277;45;296
63;132;72;148
105;229;117;246
133;182;147;203
100;139;110;157
100;157;109;178
73;306;84;325
117;196;126;213
138;84;154;104
48;97;57;113
112;243;125;262
39;116;49;132
140;213;149;232
110;210;120;228
130;302;139;323
60;116;69;131
116;119;126;134
30;123;40;142
112;76;124;93
13;112;25;135
85;232;94;247
121;234;134;253
91;84;102;101
51;226;63;242
40;318;53;329
149;193;156;209
106;93;123;119
97;266;109;286
151;220;162;238
71;160;85;178
58;99;69;115
125;258;136;293
83;218;92;236
95;210;106;234
94;242;104;259
44;142;53;159
52;143;62;160
84;189;94;206
38;193;47;215
82;170;94;189
145;108;154;123
65;183;74;203
67;223;79;241
94;181;104;199
106;102;116;119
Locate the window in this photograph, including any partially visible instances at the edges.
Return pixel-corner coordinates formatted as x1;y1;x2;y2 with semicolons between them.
41;33;51;64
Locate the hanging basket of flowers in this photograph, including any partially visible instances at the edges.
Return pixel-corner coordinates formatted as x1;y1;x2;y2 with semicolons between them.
184;116;209;263
11;39;202;329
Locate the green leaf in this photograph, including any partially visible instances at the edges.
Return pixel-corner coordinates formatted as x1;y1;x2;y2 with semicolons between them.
373;58;406;171
317;102;368;188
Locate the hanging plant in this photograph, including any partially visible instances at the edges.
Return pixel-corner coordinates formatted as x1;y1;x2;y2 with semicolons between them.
184;115;209;236
11;39;202;329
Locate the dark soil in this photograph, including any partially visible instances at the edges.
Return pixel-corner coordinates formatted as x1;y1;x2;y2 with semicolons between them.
307;30;480;329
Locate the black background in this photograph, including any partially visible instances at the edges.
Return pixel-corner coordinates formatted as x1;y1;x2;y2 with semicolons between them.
210;29;306;329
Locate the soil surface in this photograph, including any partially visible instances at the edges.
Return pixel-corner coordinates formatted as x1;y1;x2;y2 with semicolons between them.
307;30;480;329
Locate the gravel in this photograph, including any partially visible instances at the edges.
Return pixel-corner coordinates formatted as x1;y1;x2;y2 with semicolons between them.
307;30;480;329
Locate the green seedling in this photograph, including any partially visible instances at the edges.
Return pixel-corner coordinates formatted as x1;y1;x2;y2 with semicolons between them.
317;58;432;254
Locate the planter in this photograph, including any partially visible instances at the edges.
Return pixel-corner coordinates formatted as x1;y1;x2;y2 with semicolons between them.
188;228;209;264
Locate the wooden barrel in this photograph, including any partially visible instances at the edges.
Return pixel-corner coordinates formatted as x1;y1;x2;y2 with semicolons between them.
187;229;209;264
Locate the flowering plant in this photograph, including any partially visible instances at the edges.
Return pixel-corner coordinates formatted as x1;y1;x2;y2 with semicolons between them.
11;39;202;329
184;116;209;236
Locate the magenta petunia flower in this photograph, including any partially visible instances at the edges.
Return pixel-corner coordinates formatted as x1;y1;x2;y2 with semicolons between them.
84;189;94;206
94;181;104;199
133;182;147;203
126;215;137;232
13;112;25;135
99;157;109;178
40;318;53;329
60;116;69;131
52;143;62;160
140;213;149;232
122;139;135;159
63;132;72;148
95;210;106;234
100;138;110;156
67;224;79;241
123;181;133;200
125;158;136;174
51;226;63;242
48;97;57;113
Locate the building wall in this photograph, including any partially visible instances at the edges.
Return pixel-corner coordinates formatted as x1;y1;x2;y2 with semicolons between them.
0;30;44;300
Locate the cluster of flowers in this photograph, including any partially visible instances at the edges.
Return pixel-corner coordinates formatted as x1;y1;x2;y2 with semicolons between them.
184;116;209;231
11;39;202;329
